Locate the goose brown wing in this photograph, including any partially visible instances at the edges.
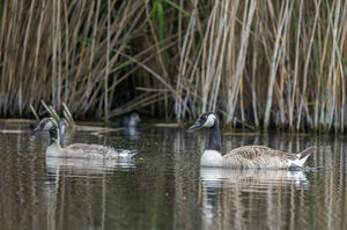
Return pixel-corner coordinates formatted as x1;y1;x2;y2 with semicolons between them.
223;145;296;160
65;143;114;156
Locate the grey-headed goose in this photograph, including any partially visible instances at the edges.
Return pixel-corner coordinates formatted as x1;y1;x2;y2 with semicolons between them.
33;117;136;159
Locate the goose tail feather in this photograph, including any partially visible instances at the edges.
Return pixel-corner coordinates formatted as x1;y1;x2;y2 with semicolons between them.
298;146;317;160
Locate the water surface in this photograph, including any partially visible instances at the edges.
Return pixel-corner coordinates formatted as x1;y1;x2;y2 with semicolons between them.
0;121;346;230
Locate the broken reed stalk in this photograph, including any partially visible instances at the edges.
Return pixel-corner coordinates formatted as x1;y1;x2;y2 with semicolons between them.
40;100;59;121
62;103;75;126
29;104;39;121
31;100;75;128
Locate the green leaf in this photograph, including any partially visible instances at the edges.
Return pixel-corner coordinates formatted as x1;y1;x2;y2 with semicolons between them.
164;0;190;17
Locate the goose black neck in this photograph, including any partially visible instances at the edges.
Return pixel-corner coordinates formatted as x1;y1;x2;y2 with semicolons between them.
207;119;221;151
48;126;60;146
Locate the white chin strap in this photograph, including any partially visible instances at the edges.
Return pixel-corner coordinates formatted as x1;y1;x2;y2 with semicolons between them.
45;120;55;130
203;115;215;128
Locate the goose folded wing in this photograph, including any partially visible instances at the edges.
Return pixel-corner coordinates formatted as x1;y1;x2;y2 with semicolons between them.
223;145;296;162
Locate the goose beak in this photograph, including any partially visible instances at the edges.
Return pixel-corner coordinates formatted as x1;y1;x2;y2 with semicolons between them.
32;121;42;133
187;120;202;132
32;124;40;132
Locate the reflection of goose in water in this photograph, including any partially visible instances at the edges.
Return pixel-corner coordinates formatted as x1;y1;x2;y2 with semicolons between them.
42;156;136;229
45;156;135;179
189;112;316;169
200;176;221;230
200;168;308;187
199;168;308;230
43;156;136;190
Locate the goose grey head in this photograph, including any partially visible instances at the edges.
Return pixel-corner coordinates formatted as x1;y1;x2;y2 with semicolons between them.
32;117;58;132
188;112;217;131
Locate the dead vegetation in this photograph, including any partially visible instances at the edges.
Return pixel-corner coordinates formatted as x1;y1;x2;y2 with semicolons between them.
0;0;346;132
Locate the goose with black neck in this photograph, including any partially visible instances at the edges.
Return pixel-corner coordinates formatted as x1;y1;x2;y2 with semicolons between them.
188;112;316;169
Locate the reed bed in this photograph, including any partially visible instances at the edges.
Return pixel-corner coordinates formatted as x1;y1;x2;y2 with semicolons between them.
0;0;346;132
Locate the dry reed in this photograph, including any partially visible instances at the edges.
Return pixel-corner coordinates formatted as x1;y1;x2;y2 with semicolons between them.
0;0;346;132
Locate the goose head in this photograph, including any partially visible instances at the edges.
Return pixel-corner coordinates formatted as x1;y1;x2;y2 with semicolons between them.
33;117;58;132
188;112;218;131
32;117;61;146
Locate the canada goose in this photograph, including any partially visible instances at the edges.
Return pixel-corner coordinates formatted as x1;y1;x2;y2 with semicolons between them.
122;112;141;127
188;112;316;169
33;117;136;159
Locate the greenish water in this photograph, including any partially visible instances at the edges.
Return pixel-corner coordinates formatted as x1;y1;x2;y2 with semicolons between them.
0;122;346;230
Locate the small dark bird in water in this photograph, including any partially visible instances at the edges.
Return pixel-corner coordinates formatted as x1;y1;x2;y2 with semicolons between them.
122;112;141;127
